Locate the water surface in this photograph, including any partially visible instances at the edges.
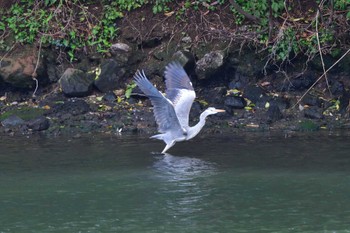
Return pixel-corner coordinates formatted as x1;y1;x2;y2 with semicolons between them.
1;133;350;232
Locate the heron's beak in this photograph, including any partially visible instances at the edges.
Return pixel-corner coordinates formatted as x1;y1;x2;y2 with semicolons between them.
215;109;226;113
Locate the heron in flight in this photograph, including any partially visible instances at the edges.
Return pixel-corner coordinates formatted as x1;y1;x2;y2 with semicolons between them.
134;62;225;153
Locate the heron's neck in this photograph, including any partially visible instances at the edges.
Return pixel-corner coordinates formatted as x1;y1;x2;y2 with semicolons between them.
186;111;209;140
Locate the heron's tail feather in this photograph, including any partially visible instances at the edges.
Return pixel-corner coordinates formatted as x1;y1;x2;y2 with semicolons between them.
150;134;163;140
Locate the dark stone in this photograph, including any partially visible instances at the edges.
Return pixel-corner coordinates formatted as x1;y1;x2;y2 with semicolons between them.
0;54;48;89
302;94;321;107
196;50;225;79
276;71;317;92
1;115;25;127
103;92;117;102
304;107;323;119
27;116;50;131
224;96;246;109
59;68;94;97
243;85;266;104
202;87;226;105
269;96;290;111
266;105;283;123
290;73;316;91
94;59;126;92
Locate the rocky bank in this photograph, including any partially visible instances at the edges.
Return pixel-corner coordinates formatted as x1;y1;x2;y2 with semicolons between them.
1;5;350;138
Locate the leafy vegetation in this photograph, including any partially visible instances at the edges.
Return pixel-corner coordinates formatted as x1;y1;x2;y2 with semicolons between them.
0;0;144;61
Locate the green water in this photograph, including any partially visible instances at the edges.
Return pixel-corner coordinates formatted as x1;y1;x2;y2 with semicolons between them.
1;133;350;232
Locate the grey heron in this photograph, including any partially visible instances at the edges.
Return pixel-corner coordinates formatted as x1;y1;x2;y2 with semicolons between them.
134;62;225;153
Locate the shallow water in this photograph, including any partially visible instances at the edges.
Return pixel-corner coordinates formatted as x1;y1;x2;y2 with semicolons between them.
1;133;350;232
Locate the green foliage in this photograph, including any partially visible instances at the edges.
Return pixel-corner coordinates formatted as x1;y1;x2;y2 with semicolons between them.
152;0;171;14
333;0;350;19
125;82;137;99
0;0;347;66
233;0;284;26
0;0;144;61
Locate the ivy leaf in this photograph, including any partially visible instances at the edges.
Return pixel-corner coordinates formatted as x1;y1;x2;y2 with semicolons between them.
125;82;137;99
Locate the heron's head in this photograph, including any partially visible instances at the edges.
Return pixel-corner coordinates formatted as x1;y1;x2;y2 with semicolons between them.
205;107;226;115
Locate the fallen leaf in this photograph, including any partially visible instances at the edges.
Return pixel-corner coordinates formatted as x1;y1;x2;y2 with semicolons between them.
164;11;174;17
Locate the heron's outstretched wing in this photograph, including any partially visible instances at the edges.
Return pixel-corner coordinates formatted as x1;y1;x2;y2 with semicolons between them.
164;62;196;128
134;70;183;134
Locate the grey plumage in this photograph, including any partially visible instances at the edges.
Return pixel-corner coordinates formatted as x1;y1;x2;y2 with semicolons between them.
134;62;225;153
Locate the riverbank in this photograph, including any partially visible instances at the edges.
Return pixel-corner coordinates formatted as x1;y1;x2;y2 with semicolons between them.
1;1;350;138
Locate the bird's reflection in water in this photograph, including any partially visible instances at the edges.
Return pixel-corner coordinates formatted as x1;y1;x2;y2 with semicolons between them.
153;153;217;181
152;153;217;217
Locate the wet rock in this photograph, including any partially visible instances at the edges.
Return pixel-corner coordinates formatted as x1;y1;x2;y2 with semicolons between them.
304;107;323;119
103;92;117;102
27;116;50;131
59;68;94;97
196;50;225;79
224;96;246;109
94;59;126;92
0;55;47;89
266;105;283;123
1;115;25;127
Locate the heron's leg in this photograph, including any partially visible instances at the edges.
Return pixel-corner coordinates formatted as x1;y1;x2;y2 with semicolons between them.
161;141;176;154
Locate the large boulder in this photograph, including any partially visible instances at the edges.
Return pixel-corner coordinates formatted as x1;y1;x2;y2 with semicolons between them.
224;96;246;109
195;50;225;79
94;59;126;92
59;68;94;97
0;55;47;89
